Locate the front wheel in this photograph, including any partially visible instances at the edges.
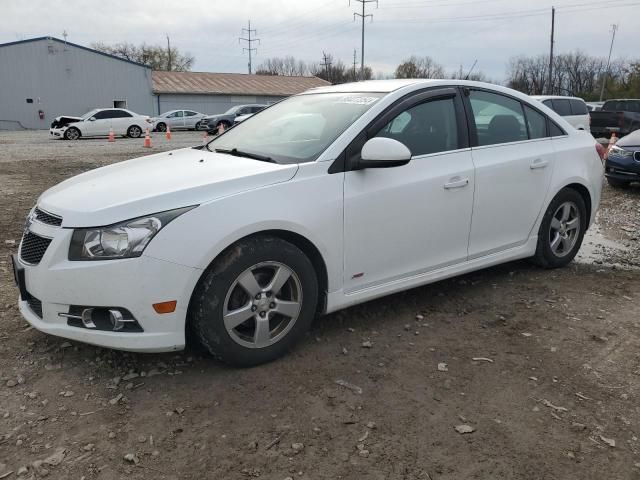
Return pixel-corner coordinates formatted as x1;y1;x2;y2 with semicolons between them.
156;122;167;132
64;127;80;140
189;236;318;367
127;125;142;138
531;188;587;269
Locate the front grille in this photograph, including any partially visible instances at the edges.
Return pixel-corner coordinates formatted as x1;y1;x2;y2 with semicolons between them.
26;294;43;319
34;207;62;227
20;232;52;265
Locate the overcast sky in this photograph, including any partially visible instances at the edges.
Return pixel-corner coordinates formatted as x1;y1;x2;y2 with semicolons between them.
2;0;639;81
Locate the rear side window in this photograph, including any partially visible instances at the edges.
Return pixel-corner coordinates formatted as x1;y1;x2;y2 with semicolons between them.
469;90;527;146
551;99;572;116
569;99;588;115
112;110;132;118
375;97;459;156
524;105;548;139
628;101;640;112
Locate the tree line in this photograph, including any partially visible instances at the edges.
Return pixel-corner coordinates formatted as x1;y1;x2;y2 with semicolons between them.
90;41;640;99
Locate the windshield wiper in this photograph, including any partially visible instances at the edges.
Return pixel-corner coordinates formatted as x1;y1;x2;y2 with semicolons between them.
215;148;275;163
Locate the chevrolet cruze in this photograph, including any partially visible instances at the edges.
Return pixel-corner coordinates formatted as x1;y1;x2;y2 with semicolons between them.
13;80;604;366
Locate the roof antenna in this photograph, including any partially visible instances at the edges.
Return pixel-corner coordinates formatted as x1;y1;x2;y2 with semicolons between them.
464;59;478;80
62;30;68;50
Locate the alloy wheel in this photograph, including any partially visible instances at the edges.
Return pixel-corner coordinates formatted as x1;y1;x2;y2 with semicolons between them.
223;261;303;349
549;201;580;257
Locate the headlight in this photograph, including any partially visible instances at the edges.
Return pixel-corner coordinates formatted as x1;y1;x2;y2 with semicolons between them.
609;145;633;157
69;206;195;260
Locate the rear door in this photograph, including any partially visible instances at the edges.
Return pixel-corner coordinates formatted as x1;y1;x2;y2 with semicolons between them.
183;111;199;128
112;109;133;134
465;89;555;258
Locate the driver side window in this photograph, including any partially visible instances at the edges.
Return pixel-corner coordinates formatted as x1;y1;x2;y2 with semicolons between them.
375;98;459;157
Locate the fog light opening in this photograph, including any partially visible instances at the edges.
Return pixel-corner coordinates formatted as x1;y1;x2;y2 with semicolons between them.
108;309;137;331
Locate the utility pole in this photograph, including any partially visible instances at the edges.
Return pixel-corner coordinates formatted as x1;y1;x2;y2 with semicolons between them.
239;20;260;74
166;34;172;71
321;51;333;83
547;7;555;95
352;49;358;80
599;24;619;102
350;0;378;81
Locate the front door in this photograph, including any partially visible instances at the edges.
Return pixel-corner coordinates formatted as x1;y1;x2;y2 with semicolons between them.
344;89;475;293
465;89;555;258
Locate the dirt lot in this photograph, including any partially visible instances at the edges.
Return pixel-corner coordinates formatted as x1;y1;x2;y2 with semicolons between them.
1;130;640;480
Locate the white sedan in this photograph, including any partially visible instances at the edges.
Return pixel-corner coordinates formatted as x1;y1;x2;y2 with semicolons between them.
152;110;207;132
49;108;152;140
16;80;603;366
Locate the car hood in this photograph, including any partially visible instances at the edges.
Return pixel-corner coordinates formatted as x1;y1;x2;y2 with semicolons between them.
617;130;640;148
38;147;298;227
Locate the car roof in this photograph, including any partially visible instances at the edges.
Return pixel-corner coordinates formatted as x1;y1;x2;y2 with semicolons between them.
531;95;586;102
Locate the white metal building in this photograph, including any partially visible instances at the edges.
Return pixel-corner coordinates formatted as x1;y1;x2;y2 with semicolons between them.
0;37;154;130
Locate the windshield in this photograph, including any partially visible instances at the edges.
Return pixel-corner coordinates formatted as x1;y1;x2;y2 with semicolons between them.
208;92;384;164
81;109;99;120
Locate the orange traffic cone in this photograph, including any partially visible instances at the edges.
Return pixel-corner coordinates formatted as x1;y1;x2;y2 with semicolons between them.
609;132;618;146
108;127;115;142
202;131;208;144
143;128;152;148
217;122;225;135
165;125;172;141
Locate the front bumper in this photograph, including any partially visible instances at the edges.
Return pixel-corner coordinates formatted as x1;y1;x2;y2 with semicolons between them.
605;154;640;182
49;128;65;139
14;220;201;352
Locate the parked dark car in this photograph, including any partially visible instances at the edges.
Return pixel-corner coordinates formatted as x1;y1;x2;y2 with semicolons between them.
202;104;267;133
605;129;640;188
591;99;640;138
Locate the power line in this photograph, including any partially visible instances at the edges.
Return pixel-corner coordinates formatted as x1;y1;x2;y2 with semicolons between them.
239;20;260;74
350;0;378;80
599;23;619;101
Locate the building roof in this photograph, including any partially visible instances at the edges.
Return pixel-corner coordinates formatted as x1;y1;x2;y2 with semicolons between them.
152;71;330;97
0;36;151;68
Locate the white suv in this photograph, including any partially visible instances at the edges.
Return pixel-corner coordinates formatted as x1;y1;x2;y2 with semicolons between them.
16;80;603;366
531;96;590;131
49;108;152;140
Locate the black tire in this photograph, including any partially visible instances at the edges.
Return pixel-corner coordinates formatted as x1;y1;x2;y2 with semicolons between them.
156;122;167;132
531;188;587;269
195;121;202;130
64;127;80;140
607;177;630;189
127;125;143;138
189;235;318;367
216;120;231;130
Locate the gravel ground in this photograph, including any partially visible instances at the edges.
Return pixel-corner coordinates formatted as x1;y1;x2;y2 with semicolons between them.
1;130;640;480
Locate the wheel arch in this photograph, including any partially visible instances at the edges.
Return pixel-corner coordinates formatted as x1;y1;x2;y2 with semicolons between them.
563;182;592;224
187;229;330;318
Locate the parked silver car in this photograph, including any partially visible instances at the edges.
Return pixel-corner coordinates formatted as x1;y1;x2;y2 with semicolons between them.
152;110;207;132
201;104;267;132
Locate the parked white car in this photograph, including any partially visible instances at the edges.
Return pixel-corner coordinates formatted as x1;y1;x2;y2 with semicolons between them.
152;110;207;132
531;96;590;130
49;108;152;140
16;80;603;366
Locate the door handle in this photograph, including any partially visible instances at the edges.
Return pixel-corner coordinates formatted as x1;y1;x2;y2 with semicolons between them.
444;177;469;189
530;158;549;169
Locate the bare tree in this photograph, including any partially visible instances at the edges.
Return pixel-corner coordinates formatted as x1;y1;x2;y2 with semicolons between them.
395;56;445;79
256;56;309;76
91;42;194;71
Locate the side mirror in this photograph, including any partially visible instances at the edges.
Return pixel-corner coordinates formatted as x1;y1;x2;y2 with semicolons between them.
359;137;411;169
88;117;96;122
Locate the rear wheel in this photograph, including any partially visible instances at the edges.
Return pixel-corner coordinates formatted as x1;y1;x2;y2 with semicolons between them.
195;121;202;130
156;122;167;132
189;236;318;367
531;188;587;269
607;177;630;189
64;127;80;140
127;125;142;138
